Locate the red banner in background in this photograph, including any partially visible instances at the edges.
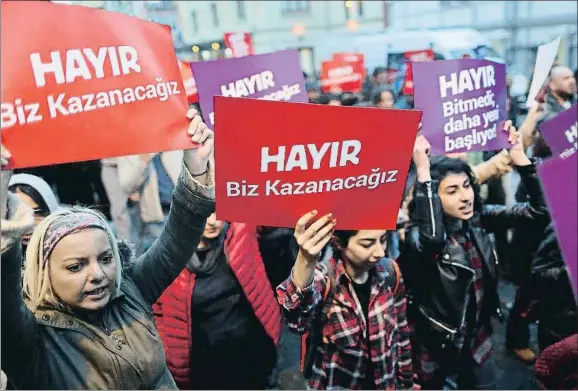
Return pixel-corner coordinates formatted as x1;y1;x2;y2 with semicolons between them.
333;52;367;79
214;96;422;229
1;1;190;168
320;57;365;94
402;49;435;96
223;32;255;57
333;52;364;64
178;60;198;104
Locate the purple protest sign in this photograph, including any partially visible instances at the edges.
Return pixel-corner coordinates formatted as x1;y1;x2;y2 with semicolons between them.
413;59;509;155
540;103;578;159
191;49;308;129
537;153;577;294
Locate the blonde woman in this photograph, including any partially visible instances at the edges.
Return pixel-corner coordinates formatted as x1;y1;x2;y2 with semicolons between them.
0;110;215;389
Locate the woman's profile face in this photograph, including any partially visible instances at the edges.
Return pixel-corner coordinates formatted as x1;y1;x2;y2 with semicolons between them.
14;190;46;245
48;228;117;311
202;213;225;240
438;172;475;220
342;230;387;270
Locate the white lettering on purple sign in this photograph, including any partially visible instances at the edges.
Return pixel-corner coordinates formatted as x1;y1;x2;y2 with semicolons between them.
560;122;578;159
437;65;501;153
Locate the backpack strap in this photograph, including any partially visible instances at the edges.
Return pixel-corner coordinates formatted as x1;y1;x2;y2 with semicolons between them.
384;258;401;296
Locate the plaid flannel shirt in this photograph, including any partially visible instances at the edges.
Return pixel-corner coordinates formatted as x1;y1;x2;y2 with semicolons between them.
418;232;493;382
277;259;415;390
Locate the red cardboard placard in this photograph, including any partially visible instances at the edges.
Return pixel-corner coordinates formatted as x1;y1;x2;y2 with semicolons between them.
214;97;422;230
333;52;365;65
402;49;435;96
178;60;198;104
320;58;365;94
223;32;255;57
1;1;190;169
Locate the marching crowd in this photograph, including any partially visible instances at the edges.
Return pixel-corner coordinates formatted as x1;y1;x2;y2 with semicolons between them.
1;55;577;390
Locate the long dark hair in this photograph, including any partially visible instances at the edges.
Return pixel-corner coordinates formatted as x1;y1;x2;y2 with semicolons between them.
408;156;483;219
8;183;51;217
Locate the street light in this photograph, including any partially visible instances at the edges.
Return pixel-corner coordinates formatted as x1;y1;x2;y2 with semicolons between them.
292;23;306;37
347;19;359;32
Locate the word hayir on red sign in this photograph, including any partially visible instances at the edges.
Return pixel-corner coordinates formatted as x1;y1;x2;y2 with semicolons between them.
1;1;190;168
214;97;422;229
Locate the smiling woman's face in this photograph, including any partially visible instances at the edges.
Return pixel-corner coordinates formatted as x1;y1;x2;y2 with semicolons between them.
438;172;475;220
48;228;117;311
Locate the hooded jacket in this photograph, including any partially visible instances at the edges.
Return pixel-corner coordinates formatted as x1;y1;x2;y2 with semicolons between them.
1;166;215;390
9;174;59;213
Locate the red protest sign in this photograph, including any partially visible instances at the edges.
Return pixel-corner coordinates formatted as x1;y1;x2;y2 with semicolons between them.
223;32;255;57
178;60;198;104
321;59;365;94
333;52;365;64
1;1;190;169
214;97;422;230
333;52;366;79
402;49;435;96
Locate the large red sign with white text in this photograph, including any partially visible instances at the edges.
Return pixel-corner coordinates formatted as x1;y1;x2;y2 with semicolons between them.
214;97;422;229
1;1;190;168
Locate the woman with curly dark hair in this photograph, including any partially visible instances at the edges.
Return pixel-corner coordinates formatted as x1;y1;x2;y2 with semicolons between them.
401;124;549;390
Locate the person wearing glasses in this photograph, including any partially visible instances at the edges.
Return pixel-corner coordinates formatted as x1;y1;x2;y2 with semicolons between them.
9;174;60;256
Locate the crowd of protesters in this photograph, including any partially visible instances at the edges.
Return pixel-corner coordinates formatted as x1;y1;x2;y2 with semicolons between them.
1;50;577;390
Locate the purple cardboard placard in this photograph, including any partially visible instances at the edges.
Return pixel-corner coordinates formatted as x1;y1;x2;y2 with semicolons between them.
537;154;578;294
540;103;578;159
413;59;510;156
191;49;308;129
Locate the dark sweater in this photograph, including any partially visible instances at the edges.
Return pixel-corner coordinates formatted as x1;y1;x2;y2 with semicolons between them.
188;245;277;389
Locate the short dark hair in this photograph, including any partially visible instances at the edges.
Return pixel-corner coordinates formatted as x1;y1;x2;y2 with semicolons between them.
430;157;483;213
8;183;51;216
313;93;341;105
409;157;483;219
373;66;387;78
341;94;359;106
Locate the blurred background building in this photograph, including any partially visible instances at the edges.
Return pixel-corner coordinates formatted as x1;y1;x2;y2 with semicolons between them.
54;1;577;80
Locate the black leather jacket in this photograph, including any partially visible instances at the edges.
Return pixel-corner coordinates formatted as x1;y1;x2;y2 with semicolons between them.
530;223;578;342
400;163;549;356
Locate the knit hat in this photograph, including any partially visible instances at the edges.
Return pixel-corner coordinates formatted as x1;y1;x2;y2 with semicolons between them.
534;334;578;390
9;174;59;213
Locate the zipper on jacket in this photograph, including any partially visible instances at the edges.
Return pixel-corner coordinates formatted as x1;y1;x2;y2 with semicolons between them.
418;306;457;336
444;261;475;331
493;249;499;268
426;182;436;237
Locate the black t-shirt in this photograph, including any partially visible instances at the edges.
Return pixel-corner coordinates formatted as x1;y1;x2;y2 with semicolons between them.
352;276;376;390
188;246;277;389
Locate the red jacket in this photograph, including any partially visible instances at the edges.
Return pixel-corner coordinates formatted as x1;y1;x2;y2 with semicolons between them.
153;223;282;389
